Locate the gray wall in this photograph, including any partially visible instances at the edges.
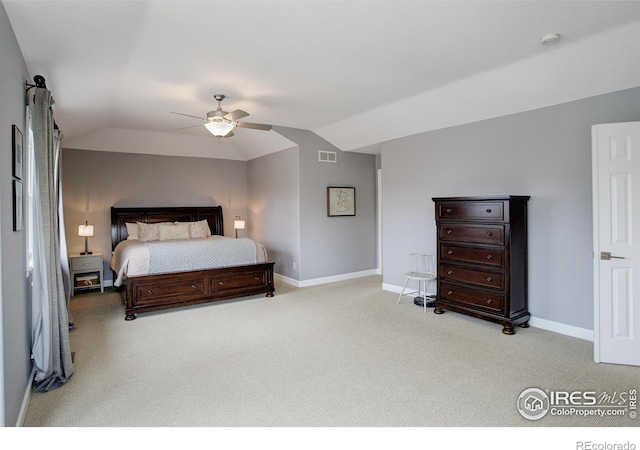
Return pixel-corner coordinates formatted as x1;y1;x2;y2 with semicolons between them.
64;126;378;286
62;149;250;284
247;146;300;279
275;127;377;281
0;2;31;426
381;87;640;331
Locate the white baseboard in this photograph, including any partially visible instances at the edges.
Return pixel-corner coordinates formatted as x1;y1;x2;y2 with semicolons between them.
382;283;594;341
274;273;299;286
528;317;594;341
276;269;378;288
17;367;35;427
382;282;436;297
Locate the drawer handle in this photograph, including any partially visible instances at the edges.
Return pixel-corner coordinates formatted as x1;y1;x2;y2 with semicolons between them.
218;281;224;285
486;299;493;305
254;277;260;281
486;254;493;260
447;270;453;275
487;276;493;282
191;285;196;290
486;231;493;237
447;250;454;255
147;290;153;295
447;290;453;295
447;229;453;234
446;208;452;213
486;208;492;213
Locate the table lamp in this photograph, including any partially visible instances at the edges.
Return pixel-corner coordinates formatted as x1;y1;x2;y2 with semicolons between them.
234;216;245;238
78;220;94;255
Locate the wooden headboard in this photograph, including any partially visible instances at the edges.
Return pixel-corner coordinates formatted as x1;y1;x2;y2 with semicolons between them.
111;206;224;250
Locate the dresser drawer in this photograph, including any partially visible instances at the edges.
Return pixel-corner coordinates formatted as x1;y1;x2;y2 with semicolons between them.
440;283;504;313
437;202;504;221
440;244;503;267
134;277;207;306
440;264;504;290
70;255;103;271
439;224;504;245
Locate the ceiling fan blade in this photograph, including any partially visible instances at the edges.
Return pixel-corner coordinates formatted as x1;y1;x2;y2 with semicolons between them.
236;121;272;131
170;112;205;120
174;124;205;130
224;109;249;121
224;131;235;138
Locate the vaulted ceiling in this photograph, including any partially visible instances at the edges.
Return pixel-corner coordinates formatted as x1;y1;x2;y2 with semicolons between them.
4;1;640;160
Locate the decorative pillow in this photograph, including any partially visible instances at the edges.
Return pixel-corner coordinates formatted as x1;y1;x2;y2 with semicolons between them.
188;220;210;239
159;223;190;241
125;222;139;240
137;222;161;241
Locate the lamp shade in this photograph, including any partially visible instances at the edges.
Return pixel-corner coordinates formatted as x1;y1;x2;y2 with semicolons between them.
234;217;245;230
204;120;235;137
78;223;94;237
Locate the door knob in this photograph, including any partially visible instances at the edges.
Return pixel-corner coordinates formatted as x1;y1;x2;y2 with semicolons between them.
601;252;625;260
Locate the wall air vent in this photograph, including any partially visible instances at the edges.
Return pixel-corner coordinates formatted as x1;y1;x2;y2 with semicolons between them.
319;151;337;163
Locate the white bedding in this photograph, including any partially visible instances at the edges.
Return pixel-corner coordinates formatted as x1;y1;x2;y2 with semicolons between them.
110;236;268;287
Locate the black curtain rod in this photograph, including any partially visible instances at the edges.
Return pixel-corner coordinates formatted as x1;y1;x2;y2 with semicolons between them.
26;74;60;130
25;74;47;93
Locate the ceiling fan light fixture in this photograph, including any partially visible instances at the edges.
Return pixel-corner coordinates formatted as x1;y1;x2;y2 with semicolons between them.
204;120;235;137
172;94;270;139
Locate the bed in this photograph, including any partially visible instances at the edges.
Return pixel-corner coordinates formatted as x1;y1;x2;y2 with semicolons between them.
110;206;274;320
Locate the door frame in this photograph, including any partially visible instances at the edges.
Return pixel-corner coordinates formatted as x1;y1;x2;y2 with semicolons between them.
592;125;602;363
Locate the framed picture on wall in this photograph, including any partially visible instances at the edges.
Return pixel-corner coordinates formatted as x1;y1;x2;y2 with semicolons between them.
13;179;23;231
327;186;356;217
12;125;23;180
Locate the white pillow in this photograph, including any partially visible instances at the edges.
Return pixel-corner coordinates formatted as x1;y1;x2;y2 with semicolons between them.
159;223;191;241
125;222;139;240
175;219;211;238
137;222;162;241
189;220;210;239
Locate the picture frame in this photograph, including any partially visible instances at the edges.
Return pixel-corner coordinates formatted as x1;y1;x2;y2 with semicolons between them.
13;179;23;231
12;125;23;180
327;186;356;217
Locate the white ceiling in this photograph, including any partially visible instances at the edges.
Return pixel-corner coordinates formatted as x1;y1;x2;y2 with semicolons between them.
4;0;640;160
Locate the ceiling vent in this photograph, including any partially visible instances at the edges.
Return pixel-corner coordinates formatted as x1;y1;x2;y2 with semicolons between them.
319;151;337;163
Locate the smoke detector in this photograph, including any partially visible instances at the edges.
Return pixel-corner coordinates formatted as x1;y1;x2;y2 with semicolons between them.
540;33;561;45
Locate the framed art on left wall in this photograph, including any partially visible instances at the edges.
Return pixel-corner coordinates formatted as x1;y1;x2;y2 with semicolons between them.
13;179;23;231
12;124;23;180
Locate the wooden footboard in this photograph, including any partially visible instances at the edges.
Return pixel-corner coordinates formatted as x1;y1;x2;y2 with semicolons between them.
123;262;275;320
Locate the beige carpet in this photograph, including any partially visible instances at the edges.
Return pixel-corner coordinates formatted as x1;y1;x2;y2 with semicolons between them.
23;275;639;429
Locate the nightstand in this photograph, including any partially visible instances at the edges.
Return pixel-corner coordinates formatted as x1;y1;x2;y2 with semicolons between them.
69;253;104;296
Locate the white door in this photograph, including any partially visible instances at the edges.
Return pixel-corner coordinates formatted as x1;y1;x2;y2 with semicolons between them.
592;121;640;366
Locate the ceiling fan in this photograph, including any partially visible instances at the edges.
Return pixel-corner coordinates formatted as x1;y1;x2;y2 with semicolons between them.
171;94;272;139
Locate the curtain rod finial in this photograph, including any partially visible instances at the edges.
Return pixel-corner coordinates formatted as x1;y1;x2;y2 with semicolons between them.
33;75;47;88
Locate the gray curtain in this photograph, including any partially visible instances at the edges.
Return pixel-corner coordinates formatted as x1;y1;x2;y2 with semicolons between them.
55;128;74;330
31;87;74;392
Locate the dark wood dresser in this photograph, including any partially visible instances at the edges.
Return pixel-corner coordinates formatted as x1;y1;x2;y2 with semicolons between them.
432;196;530;334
